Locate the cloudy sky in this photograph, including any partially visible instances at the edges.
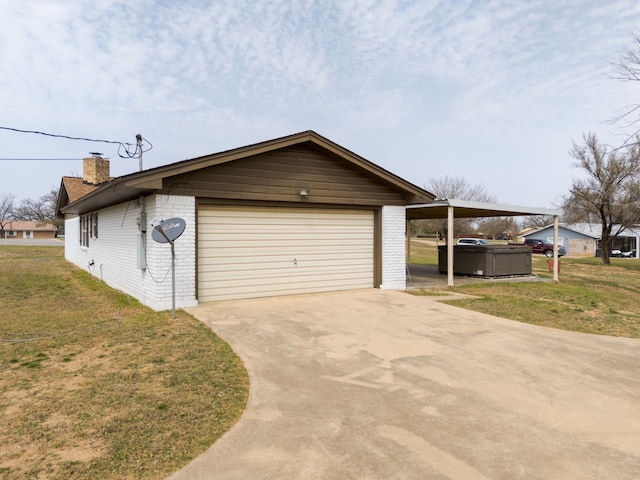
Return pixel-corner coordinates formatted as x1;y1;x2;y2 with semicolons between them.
1;0;639;208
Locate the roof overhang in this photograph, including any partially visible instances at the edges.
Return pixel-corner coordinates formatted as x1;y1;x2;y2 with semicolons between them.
407;199;562;220
61;130;435;215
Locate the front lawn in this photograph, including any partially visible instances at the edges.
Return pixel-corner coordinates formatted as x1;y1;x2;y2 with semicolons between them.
0;246;248;479
410;240;640;338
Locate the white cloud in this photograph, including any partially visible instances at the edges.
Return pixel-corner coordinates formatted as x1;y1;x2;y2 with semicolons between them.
1;0;640;205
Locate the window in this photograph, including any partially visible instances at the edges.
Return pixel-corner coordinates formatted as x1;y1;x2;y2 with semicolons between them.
90;213;98;238
80;212;98;247
8;231;16;237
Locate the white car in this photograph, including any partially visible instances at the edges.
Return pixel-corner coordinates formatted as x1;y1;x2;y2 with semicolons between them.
457;238;491;245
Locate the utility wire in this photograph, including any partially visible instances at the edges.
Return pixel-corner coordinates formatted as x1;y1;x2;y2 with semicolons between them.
0;126;125;145
0;158;85;161
0;126;152;159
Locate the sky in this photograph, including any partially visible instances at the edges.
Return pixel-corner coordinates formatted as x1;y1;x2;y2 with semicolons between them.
1;0;639;209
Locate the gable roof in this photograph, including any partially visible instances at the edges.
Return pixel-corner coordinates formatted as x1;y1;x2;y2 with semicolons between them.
56;171;115;217
2;220;56;232
59;130;435;215
563;223;640;239
521;224;598;239
61;176;103;202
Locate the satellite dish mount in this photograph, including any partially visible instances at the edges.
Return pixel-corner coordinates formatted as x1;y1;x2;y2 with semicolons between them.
151;218;186;318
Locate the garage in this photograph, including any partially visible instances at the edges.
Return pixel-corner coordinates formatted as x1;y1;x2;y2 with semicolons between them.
198;205;375;301
59;131;435;311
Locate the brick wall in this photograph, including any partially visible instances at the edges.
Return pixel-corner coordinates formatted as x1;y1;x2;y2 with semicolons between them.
83;156;110;185
143;195;197;310
380;205;406;290
64;195;197;312
65;198;409;305
64;215;81;265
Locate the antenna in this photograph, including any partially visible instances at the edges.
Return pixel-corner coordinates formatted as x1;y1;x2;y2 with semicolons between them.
136;134;143;171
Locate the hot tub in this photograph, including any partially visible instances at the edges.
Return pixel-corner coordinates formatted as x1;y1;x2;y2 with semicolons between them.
438;245;532;277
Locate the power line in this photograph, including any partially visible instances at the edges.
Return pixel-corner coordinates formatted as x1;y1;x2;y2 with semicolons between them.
0;158;86;161
0;126;153;159
0;126;126;145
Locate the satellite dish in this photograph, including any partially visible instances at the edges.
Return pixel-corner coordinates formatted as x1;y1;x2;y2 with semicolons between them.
152;218;186;243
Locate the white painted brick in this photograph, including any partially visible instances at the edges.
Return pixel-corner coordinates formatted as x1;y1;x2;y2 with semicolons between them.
64;195;198;312
380;205;406;290
65;197;410;305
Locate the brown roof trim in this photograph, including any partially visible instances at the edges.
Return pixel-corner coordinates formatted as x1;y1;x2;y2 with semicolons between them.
61;130;435;215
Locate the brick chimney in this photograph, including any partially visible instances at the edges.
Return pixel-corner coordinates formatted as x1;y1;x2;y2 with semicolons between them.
83;155;110;185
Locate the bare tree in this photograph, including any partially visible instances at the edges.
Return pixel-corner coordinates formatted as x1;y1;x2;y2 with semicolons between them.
13;188;62;231
427;175;496;203
478;216;519;240
15;189;56;222
611;34;640;142
563;133;640;265
519;214;556;229
412;176;497;239
0;193;16;238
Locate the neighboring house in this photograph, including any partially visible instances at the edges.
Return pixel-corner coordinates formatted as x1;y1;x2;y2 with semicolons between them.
56;131;435;311
0;220;57;239
521;223;640;258
521;225;598;257
565;223;640;258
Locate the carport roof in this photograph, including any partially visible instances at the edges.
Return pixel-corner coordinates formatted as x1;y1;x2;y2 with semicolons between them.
406;199;562;220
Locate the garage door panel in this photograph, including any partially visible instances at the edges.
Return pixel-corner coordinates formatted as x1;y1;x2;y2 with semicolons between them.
202;262;373;278
198;206;374;301
202;269;373;288
200;246;373;259
200;245;373;259
202;229;370;243
200;256;372;270
199;275;371;301
199;239;371;249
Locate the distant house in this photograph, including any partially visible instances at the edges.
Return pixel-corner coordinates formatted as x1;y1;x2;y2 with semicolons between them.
56;131;435;311
565;223;640;258
0;220;57;239
523;223;639;258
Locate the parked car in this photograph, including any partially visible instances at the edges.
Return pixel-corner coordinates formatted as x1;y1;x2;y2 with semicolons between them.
457;238;491;245
611;249;636;258
523;238;566;257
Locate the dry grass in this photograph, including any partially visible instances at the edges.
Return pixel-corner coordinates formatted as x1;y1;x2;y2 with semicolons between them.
0;246;248;479
410;241;640;338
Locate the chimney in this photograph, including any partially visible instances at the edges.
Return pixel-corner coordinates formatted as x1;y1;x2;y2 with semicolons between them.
83;154;110;185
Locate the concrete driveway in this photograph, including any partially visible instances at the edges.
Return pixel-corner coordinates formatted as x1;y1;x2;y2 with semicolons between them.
170;289;640;480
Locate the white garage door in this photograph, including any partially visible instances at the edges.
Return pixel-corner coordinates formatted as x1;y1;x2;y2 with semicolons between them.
198;206;374;301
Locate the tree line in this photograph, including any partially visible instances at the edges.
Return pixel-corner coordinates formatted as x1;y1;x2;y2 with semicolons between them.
415;35;640;266
0;189;61;238
561;34;640;265
3;36;640;260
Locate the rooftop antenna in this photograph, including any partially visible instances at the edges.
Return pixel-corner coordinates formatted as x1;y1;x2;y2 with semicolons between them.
136;134;143;171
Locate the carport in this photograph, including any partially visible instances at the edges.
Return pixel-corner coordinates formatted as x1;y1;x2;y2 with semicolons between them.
406;199;563;286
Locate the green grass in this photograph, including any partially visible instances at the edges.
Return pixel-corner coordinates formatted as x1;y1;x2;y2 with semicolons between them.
0;246;249;479
408;239;440;265
409;240;640;338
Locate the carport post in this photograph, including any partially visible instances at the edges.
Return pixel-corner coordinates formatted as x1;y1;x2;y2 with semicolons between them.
447;205;454;287
406;219;411;265
553;215;559;282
